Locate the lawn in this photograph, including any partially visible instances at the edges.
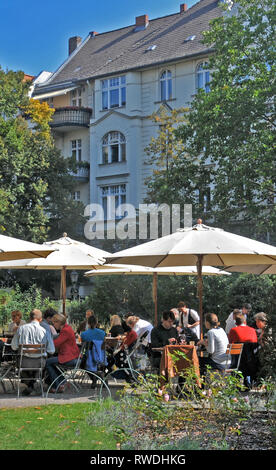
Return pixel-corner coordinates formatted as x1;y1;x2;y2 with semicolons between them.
0;401;117;450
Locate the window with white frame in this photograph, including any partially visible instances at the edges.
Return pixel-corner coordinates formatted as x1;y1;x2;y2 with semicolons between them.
101;184;126;219
196;62;211;93
160;70;172;101
72;190;81;201
71;88;83;107
102;132;126;164
101;76;126;110
71;139;82;162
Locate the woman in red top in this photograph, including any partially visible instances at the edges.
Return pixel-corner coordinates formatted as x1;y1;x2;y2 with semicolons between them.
46;314;80;392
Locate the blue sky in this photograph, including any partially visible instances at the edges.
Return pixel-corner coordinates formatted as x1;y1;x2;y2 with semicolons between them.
0;0;197;76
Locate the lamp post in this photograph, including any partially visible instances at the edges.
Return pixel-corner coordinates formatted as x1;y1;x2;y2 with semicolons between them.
70;270;79;301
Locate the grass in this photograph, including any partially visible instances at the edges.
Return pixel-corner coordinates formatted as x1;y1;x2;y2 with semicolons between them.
0;401;117;450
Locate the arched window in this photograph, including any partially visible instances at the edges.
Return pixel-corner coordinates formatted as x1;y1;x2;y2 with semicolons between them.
102;131;126;164
160;70;172;101
196;62;211;93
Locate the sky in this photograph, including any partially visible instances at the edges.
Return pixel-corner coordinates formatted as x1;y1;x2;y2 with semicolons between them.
0;0;198;77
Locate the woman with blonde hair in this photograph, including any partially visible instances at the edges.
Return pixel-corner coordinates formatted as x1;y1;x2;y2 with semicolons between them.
126;315;153;344
109;315;124;337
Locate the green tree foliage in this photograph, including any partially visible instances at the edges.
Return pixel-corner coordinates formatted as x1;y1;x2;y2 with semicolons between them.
145;1;275;238
144;106;209;220
0;67;84;242
176;0;276;237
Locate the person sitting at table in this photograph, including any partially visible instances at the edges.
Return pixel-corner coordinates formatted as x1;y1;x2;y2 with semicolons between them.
150;310;179;371
41;308;58;338
7;310;26;335
197;313;228;378
228;313;258;344
126;315;153;346
80;315;106;387
46;314;80;392
109;314;124;337
11;309;55;396
105;322;137;381
80;315;106;343
228;313;259;389
77;309;94;334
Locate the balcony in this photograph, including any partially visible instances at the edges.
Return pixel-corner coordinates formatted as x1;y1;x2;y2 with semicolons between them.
70;166;90;183
50;106;92;131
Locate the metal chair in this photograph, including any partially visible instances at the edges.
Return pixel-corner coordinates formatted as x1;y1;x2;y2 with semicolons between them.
46;343;111;400
17;344;46;398
224;343;244;374
0;341;17;393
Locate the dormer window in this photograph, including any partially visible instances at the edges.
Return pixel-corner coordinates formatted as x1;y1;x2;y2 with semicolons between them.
160;70;172;101
101;76;126;110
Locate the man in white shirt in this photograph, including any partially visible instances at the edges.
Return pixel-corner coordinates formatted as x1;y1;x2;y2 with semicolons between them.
225;304;252;335
177;301;200;340
12;309;55;395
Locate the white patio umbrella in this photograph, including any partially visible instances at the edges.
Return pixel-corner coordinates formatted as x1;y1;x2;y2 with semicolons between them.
104;220;276;337
0;233;109;314
85;264;231;326
0;234;54;261
225;265;276;275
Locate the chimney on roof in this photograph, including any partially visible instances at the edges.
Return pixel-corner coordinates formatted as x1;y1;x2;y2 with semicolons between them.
180;3;188;13
68;36;82;56
135;14;149;29
89;31;98;37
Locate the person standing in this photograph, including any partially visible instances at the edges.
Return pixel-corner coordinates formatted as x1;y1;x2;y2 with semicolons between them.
177;301;200;340
11;309;55;396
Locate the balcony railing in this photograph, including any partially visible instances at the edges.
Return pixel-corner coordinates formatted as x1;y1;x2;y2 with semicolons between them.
69;167;89;182
50;106;92;128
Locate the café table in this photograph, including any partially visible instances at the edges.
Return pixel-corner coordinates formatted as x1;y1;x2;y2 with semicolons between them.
157;344;201;386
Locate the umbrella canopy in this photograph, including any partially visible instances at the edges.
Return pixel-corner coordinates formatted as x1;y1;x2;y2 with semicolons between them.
0;234;54;261
105;220;276;336
225;265;276;275
0;233;110;314
85;264;231;326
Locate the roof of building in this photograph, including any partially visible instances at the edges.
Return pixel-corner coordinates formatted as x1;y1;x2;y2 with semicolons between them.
34;0;223;91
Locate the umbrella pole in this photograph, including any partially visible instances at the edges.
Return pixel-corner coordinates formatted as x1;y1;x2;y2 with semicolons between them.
196;255;204;340
152;272;158;326
61;267;67;316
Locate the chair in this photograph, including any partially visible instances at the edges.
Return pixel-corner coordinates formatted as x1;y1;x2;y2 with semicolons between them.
0;341;17;393
17;344;46;398
224;343;244;374
46;343;111;400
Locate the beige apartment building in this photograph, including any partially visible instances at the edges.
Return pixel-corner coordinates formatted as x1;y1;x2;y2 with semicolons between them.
32;0;230;223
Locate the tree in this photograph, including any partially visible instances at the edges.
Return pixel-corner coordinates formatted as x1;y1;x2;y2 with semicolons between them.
145;1;276;238
144;106;210;222
0;67;84;242
176;0;276;238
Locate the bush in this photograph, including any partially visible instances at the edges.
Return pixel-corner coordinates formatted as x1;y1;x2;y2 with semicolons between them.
0;283;59;326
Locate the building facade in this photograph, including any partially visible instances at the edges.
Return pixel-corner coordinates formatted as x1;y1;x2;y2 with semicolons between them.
32;0;228;226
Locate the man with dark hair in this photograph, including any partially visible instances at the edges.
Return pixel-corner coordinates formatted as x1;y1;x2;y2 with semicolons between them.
177;301;200;340
150;311;179;370
42;308;58;337
228;313;258;344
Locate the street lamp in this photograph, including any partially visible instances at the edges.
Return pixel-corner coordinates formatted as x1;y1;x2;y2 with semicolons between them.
70;270;79;301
